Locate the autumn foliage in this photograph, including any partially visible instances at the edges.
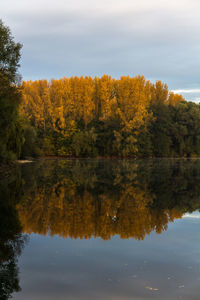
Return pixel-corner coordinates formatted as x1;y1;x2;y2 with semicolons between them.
20;75;200;158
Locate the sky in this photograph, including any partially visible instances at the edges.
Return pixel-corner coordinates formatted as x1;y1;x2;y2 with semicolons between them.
1;0;200;101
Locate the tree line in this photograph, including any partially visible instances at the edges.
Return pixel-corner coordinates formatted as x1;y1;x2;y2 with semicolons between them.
20;76;200;158
1;19;200;161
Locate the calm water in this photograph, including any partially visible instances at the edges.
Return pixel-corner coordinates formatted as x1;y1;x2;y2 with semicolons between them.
1;159;200;300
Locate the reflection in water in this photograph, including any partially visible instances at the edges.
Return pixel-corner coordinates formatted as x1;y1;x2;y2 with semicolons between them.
1;159;200;299
0;173;27;300
16;159;200;240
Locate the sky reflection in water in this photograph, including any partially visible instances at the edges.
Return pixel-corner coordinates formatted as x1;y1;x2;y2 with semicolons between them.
1;159;200;300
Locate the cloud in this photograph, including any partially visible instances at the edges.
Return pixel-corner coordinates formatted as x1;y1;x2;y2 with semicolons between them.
172;89;200;93
1;0;200;93
183;212;200;219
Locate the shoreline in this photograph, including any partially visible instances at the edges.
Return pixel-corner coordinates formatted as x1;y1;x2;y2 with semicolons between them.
18;155;200;161
1;155;200;180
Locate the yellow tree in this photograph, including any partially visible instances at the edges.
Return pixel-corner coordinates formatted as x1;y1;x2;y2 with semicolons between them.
115;75;152;133
167;92;184;106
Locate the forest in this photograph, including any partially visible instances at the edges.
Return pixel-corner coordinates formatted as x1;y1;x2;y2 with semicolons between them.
20;76;200;158
1;19;200;161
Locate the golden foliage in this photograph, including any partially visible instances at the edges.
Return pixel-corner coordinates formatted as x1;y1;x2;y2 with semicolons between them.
21;76;182;136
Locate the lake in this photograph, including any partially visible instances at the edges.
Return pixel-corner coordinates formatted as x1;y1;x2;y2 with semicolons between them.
1;158;200;300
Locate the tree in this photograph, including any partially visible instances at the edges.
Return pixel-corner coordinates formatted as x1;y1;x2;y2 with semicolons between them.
0;20;23;162
0;20;22;83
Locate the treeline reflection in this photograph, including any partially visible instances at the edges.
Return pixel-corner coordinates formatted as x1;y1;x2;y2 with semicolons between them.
0;172;27;299
17;159;200;240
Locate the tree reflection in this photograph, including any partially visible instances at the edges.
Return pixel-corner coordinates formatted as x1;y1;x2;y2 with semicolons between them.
16;159;200;240
0;173;27;299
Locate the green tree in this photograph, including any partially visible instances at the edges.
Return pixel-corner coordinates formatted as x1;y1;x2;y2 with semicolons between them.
0;20;23;162
0;20;22;83
71;128;97;157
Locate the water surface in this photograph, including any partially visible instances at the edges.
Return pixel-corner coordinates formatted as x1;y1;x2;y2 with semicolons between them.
1;159;200;299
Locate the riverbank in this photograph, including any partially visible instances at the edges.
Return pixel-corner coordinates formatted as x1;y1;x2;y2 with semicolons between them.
1;155;200;179
35;155;200;160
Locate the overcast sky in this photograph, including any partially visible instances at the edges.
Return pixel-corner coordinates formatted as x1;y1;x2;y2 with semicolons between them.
1;0;200;101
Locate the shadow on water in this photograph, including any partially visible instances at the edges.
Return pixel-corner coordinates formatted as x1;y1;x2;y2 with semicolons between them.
0;171;28;300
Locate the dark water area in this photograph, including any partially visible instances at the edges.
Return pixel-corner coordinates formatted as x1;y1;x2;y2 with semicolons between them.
1;159;200;299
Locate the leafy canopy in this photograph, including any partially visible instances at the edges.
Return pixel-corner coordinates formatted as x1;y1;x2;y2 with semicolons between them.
0;20;22;83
